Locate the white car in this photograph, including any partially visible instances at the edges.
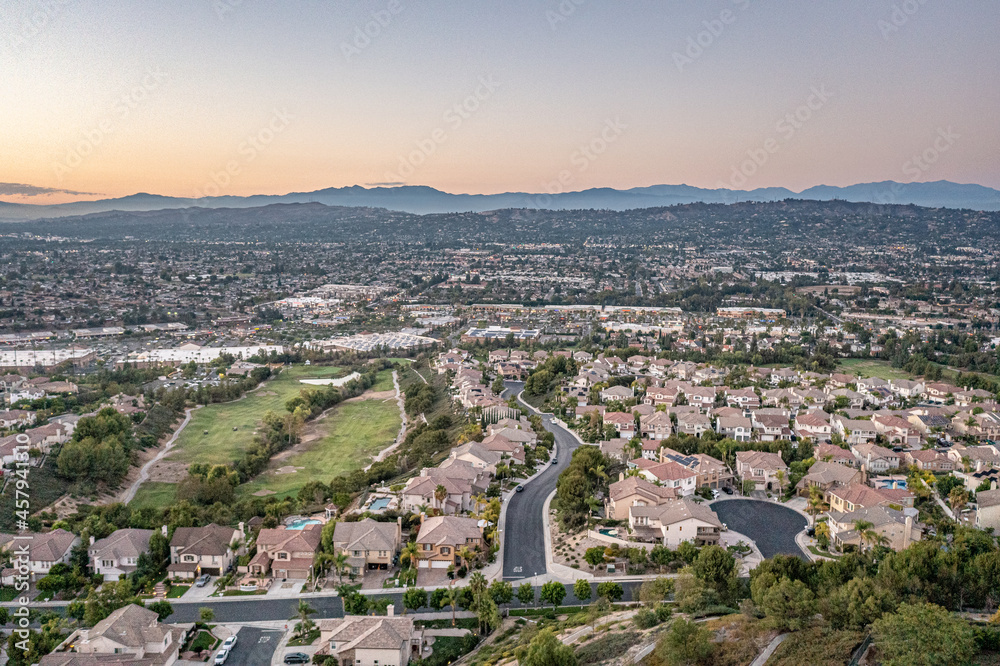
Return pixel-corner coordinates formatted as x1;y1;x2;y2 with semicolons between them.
222;634;237;651
214;649;229;665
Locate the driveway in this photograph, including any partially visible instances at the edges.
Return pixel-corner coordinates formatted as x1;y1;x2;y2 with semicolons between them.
500;382;585;580
709;499;808;561
218;627;283;666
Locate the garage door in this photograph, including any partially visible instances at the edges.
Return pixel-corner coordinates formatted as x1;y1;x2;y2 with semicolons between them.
418;560;429;568
431;560;451;569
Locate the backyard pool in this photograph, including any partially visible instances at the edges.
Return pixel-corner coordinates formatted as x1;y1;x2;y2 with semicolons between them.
287;519;322;530
369;498;391;511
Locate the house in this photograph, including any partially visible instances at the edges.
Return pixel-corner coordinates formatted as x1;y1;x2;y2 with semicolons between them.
605;475;677;520
639;411;673;440
828;483;915;514
716;415;752;442
724;387;760;410
832;416;878;446
660;448;731;489
0;528;80;580
827;505;921;552
600;385;634;403
598;438;629;462
628;458;698;495
414;516;483;569
850;443;901;473
250;523;322;579
751;413;792;441
600;411;635;437
89;528;155;581
890;379;924;399
923;382;960;404
167;523;241;579
316;613;423;666
448;441;501;474
0;409;36;428
735;450;788;492
401;462;490;515
814;442;858;467
685;386;717;411
42;604;183;666
794;411;832;443
903;449;955;472
628;498;723;547
871;415;921;448
332;518;402;577
676;411;711;437
976;487;1000;533
795;461;862;497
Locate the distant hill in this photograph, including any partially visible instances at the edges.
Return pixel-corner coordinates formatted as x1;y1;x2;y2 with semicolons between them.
1;180;999;221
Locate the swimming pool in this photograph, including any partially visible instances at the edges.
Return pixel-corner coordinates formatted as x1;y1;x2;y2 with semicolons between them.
287;519;322;530
369;498;391;511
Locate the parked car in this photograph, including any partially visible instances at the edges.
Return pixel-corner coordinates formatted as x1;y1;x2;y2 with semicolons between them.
214;649;229;665
195;574;211;587
551;458;558;464
722;486;734;495
222;635;237;651
284;653;310;664
711;489;721;499
515;485;524;492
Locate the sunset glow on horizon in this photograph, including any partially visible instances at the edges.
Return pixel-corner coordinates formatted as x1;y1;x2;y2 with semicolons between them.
2;0;998;205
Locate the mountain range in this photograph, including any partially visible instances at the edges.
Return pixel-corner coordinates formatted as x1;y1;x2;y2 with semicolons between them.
1;180;999;221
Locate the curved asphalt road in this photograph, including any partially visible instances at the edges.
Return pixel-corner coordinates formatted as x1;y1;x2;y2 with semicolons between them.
500;381;584;581
709;499;808;561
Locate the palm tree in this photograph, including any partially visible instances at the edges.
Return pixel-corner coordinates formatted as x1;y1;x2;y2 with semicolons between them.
434;485;448;511
333;552;348;584
586;497;603;518
457;545;476;568
854;520;888;552
294;600;316;640
806;486;829;526
401;541;419;570
442;586;460;626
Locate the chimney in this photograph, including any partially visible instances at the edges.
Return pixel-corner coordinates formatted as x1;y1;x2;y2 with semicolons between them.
387;604;395;617
992;481;998;491
860;464;868;485
619;472;625;481
419;512;426;524
161;525;168;537
238;521;245;538
89;535;95;546
903;515;913;550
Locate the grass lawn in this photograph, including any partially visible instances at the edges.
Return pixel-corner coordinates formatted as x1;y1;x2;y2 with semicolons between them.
835;359;915;381
0;588;18;601
187;629;218;652
166;584;190;598
240;398;401;499
288;628;322;646
808;545;841;559
372;369;396;392
768;627;864;666
170;365;344;466
130;482;178;510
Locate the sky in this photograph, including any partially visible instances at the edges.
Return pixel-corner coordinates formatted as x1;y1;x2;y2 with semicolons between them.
1;0;998;204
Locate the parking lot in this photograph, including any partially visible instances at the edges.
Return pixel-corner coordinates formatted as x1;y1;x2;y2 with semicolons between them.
212;627;283;666
710;499;808;561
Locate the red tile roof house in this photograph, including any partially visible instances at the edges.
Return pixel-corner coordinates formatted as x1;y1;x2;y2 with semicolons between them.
684;386;717;411
167;523;242;579
871;415;922;448
751;413;793;441
249;523;322;580
605;475;677;520
603;411;637;437
724;387;760;410
628;458;698;495
794;411;833;443
814;442;858;467
640;411;673;440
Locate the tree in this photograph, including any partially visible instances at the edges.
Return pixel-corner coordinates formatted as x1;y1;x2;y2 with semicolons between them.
517;582;535;605
586;597;611;634
294;600;317;640
519;628;577;666
691;545;738;605
434;484;448;509
638;577;674;606
149;600;173;621
756;577;816;631
199;607;214;624
872;602;976;666
584;547;606;570
401;541;419;569
403;587;427;614
674;571;713;614
573;578;592;603
596;581;623;603
443;586;461;626
815;521;831;549
655;618;713;666
806;485;829;525
540;581;566;609
949;486;969;513
854;520;888;552
489;580;513;607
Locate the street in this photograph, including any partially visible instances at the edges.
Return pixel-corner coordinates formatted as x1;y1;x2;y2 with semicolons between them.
500;381;584;580
710;499;808;560
220;627;283;666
